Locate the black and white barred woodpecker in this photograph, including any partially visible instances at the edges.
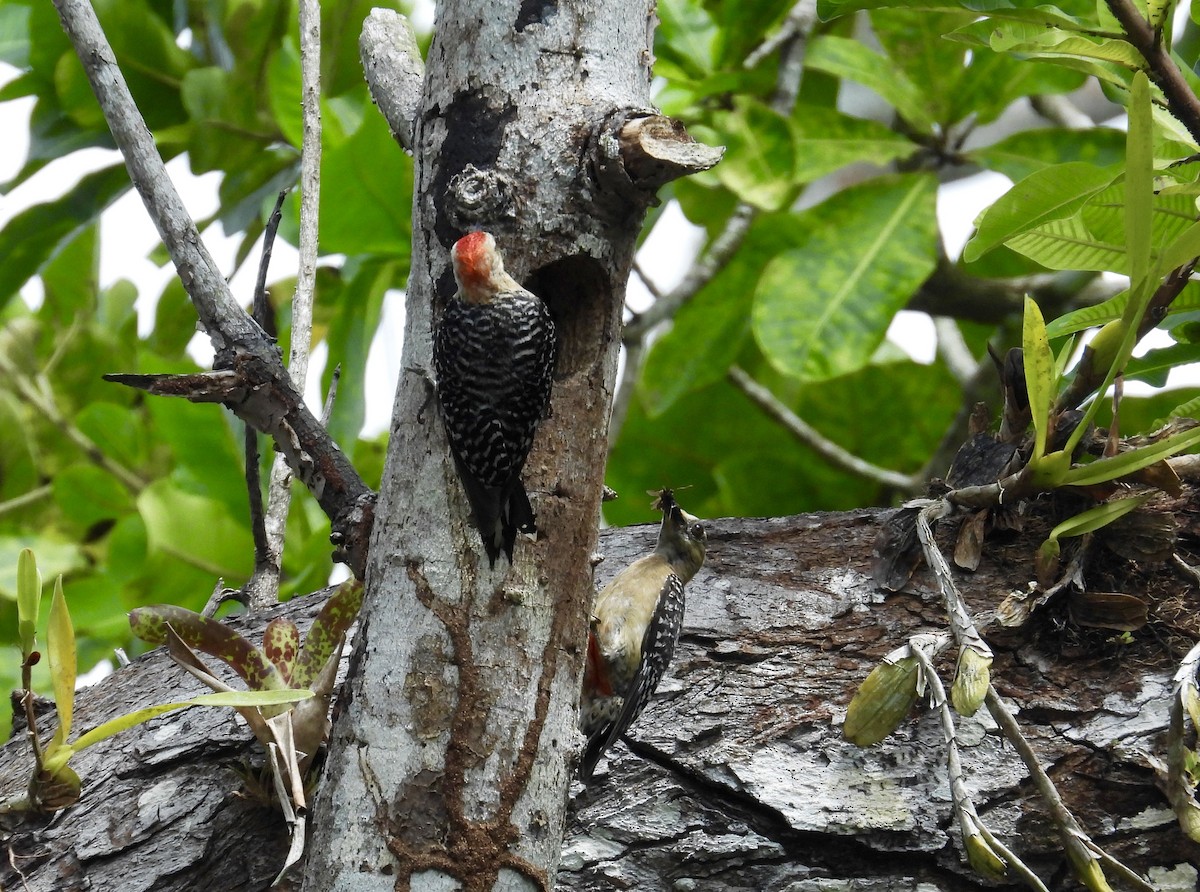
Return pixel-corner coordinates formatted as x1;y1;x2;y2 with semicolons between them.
433;231;557;566
579;490;707;780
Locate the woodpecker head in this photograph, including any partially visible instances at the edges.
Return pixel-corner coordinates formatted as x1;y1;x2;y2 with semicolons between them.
652;489;706;582
452;231;520;304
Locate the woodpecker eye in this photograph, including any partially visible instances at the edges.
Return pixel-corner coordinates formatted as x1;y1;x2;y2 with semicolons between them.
691;523;705;539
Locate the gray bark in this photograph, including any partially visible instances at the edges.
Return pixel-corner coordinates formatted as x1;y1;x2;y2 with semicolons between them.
2;508;1197;890
301;2;697;889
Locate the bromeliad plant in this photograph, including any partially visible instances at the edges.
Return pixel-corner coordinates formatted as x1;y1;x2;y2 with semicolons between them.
128;578;362;777
3;549;312;814
845;70;1200;892
128;579;363;877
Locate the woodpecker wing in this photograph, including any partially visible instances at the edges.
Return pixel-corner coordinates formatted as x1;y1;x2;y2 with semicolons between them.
580;570;686;780
433;290;556;564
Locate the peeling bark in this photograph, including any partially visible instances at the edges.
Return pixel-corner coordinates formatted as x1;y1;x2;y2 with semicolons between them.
2;507;1198;890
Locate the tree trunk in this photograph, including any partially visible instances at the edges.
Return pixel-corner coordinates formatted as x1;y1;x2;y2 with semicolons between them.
300;1;675;889
3;504;1198;890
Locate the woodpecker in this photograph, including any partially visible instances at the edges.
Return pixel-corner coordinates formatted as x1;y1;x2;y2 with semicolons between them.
579;489;707;781
433;231;557;566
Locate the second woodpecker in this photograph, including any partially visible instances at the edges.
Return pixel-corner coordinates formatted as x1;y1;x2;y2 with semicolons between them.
433;231;557;566
579;490;707;780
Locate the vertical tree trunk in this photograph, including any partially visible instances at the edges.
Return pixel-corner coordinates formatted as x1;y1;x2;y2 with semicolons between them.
303;1;668;888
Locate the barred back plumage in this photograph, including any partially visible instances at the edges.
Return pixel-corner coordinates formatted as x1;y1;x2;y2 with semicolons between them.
434;232;557;566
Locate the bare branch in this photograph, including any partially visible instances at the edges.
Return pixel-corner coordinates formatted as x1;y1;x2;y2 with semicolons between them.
728;365;923;493
247;0;325;611
53;0;375;577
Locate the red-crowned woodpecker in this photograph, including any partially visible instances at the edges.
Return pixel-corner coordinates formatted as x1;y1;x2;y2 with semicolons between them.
433;232;557;566
579;490;707;780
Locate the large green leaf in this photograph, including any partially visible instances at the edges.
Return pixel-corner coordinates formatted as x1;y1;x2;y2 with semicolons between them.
316;109;412;256
0;165;130;307
638;212;807;416
136;481;253;581
963;162;1118;262
712;98;797;212
1003;184;1200;274
818;0;1095;31
656;0;718;80
806;35;936;133
51;464;135;534
970;128;1125;182
752;173;938;381
789;106;917;183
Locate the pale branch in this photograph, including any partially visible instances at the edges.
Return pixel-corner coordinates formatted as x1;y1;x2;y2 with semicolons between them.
910;644;1050;892
360;8;425;153
743;0;819;69
985;686;1156;892
934;316;978;385
246;0;324;612
52;0;376;578
608;336;646;444
235;192;288;618
727;365;923;493
1030;93;1096;129
1106;0;1200;145
0;484;52;518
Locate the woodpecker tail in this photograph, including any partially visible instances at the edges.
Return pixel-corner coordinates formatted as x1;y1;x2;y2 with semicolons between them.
456;465;536;567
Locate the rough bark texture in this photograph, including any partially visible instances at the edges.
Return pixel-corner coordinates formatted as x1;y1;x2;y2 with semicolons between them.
3;506;1199;890
300;2;672;889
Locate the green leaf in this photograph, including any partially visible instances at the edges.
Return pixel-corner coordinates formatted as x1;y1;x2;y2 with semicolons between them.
789;106;917;183
55;688;315;763
656;0;718;79
17;548;40;659
0;165;130;307
819;1;1094;32
986;22;1144;69
752;173;938;381
712;98;797;211
0;4;31;68
47;577;75;749
638;214;798;416
1059;426;1200;485
970;128;1125;183
136;481;254;581
1046;493;1156;543
963;162;1118;262
316;109;412;256
806;35;936;133
1023;296;1055;462
128;604;285;690
51;465;135;534
1126;71;1153;293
